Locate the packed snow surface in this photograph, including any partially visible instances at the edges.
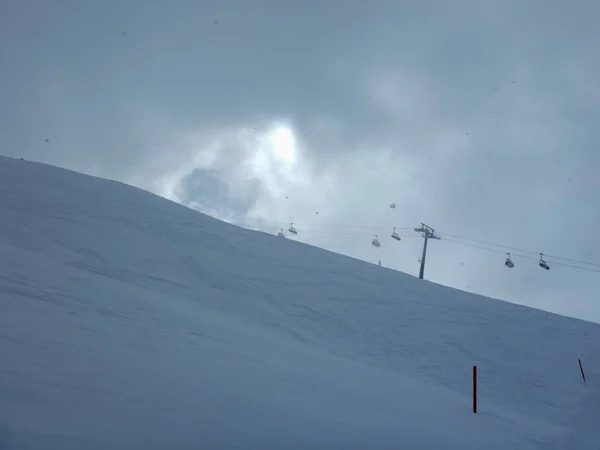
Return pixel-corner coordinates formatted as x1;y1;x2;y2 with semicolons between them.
1;155;599;449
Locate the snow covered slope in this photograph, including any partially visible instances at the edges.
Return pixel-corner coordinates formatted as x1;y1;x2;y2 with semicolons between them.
1;155;599;449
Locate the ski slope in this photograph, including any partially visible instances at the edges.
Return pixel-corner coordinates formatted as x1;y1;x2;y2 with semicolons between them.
1;155;599;449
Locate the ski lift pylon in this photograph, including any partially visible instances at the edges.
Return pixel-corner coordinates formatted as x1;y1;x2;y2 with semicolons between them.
372;234;381;247
505;253;514;268
288;222;297;234
539;253;550;270
391;227;401;241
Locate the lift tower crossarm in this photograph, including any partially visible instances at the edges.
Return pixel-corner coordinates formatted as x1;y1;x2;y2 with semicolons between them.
414;223;440;280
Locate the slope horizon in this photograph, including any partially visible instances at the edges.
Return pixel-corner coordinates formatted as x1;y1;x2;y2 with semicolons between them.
1;154;600;449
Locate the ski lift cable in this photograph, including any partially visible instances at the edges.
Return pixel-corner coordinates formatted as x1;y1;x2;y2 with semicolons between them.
225;217;600;270
436;231;600;268
441;238;600;273
256;226;419;238
259;226;600;273
272;222;600;268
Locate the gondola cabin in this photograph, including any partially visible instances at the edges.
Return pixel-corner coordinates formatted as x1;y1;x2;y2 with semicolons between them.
372;235;381;247
539;253;550;270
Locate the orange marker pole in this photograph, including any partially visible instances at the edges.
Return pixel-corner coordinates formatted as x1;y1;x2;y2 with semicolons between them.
579;359;587;385
473;365;477;413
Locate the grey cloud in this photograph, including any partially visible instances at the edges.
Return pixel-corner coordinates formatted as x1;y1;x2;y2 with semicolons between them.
179;167;264;219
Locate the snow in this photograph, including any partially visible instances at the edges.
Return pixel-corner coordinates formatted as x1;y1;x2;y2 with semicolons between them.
0;155;599;449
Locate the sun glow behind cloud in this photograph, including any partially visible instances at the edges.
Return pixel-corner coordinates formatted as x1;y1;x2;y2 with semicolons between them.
140;121;310;216
269;126;296;164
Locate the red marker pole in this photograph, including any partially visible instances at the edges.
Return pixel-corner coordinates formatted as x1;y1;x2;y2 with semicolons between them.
579;359;587;385
473;365;477;413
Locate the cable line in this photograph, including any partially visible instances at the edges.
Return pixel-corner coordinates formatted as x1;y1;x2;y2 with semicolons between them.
217;215;600;274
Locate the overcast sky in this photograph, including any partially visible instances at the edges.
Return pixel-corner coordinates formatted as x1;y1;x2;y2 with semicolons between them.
2;0;600;322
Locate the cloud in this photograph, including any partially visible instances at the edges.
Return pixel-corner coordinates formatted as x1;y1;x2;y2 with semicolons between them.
2;0;600;321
